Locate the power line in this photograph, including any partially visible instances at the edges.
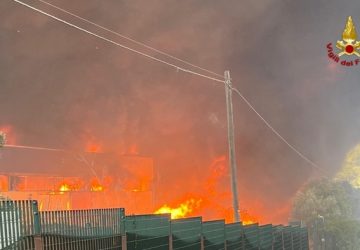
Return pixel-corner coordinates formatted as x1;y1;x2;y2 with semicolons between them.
230;87;326;175
4;144;64;152
12;0;224;84
37;0;224;79
10;0;326;175
3;144;101;179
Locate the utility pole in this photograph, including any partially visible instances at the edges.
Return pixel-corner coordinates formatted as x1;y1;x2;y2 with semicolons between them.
224;70;240;222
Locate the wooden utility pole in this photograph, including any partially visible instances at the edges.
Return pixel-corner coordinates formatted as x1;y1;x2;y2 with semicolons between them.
224;70;240;222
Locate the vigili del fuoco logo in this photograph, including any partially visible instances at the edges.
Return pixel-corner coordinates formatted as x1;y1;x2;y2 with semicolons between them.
327;16;360;67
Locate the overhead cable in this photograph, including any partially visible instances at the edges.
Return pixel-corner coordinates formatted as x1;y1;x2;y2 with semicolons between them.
37;0;224;79
11;0;326;175
231;86;326;175
12;0;225;84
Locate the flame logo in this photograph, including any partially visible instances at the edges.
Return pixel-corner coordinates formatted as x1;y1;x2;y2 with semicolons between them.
336;16;360;57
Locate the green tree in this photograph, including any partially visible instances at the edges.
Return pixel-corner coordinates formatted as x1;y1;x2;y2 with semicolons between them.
292;179;360;250
336;144;360;188
326;218;360;249
0;132;5;147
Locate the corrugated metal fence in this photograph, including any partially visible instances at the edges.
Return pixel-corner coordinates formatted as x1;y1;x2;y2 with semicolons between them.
0;200;309;250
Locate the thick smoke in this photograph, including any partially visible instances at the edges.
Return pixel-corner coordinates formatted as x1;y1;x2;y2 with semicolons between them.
1;0;360;223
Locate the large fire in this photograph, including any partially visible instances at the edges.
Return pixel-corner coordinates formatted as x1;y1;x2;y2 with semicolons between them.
1;141;266;224
154;198;202;219
154;197;259;224
153;156;261;224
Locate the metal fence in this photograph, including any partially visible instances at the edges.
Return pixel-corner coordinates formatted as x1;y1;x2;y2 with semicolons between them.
125;214;170;250
0;200;37;250
40;208;124;237
40;208;125;250
1;201;124;250
202;220;225;250
0;200;309;250
171;217;202;250
225;222;243;250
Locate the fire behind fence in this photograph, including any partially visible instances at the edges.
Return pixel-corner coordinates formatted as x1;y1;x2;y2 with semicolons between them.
0;200;309;250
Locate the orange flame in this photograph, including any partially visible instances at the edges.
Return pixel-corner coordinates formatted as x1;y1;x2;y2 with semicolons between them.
59;184;71;193
153;156;261;225
90;178;105;192
240;210;259;225
56;180;82;194
154;198;202;219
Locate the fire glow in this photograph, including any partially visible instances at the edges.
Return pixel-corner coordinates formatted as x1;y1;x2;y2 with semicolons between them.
85;142;102;153
240;210;258;225
55;178;107;193
56;180;82;194
90;178;105;192
154;198;202;219
59;184;71;193
1;142;265;224
153;156;261;224
154;197;259;224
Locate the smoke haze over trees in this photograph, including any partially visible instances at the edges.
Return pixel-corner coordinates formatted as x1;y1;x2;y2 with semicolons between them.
292;179;360;249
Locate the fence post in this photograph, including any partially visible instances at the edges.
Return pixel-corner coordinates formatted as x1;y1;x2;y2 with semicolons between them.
242;231;245;250
169;234;173;250
120;209;127;250
121;235;127;250
34;236;43;250
200;235;204;250
32;201;43;250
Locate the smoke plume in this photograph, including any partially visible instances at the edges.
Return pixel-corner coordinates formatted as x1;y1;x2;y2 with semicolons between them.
1;0;360;223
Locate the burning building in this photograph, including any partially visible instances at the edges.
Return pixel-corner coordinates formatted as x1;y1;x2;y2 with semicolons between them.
0;146;154;214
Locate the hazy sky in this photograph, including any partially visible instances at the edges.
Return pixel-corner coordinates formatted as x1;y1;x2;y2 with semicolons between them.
1;0;360;223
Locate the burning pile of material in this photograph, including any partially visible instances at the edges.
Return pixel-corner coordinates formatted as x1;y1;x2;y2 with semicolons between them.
153;156;261;224
155;198;202;219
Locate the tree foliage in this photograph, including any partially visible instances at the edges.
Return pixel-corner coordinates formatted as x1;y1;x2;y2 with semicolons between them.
336;144;360;188
292;179;360;249
326;218;360;249
0;132;6;147
293;179;353;223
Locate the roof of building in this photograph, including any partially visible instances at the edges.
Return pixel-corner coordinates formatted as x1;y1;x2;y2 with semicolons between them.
0;147;153;178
